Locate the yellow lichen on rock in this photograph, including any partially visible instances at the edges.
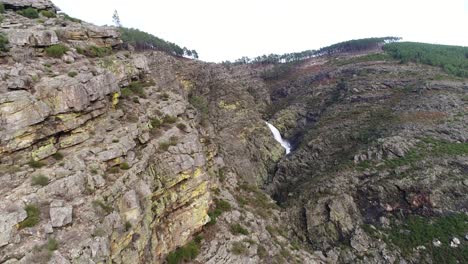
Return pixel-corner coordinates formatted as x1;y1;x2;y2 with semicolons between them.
112;92;120;108
218;100;240;110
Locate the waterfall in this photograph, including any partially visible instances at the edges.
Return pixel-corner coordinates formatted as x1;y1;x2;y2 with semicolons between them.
265;122;291;154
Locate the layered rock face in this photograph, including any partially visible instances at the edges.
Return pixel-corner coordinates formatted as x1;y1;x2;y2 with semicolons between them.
1;1;467;264
0;2;316;264
0;4;212;263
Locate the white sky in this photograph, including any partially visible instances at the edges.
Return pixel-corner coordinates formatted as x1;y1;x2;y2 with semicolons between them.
53;0;468;62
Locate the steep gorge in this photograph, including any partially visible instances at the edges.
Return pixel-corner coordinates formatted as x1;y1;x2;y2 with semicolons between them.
0;1;467;264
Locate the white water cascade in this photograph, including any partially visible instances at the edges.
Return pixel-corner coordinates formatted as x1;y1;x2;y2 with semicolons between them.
265;122;291;154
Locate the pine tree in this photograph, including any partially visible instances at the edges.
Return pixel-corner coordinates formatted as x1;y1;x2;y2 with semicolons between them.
112;10;122;27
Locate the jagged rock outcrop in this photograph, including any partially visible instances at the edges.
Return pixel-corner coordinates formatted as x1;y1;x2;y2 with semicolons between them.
2;0;58;10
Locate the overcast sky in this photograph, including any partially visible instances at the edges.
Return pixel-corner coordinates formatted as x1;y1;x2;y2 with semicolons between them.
53;0;468;62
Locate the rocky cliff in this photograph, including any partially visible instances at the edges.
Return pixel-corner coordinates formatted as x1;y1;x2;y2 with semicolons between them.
1;1;467;264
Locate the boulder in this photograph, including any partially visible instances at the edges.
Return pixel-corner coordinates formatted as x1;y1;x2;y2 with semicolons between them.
4;29;59;47
49;200;73;227
2;0;58;10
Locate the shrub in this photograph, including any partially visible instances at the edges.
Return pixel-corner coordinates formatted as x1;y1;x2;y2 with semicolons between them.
189;95;209;116
0;33;9;52
40;10;56;18
82;45;112;58
119;162;130;170
47;238;59;251
107;167;120;174
207;199;231;225
230;223;249;235
45;44;68;58
28;159;46;168
18;204;41;229
166;240;201;264
0;3;5;14
17;7;39;19
31;175;49;186
160;92;170;101
163;115;177;124
62;13;81;23
68;71;77;78
150;118;162;129
52;152;64;160
159;138;179;151
92;200;113;214
120;88;132;98
231;242;247;255
176;123;187;131
124;221;132;231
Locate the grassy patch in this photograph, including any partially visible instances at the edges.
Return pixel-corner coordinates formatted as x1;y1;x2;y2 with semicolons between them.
45;44;68;58
329;53;393;66
207;199;231;225
0;33;9;52
31;175;49;186
47;238;59;251
159;137;178;151
176;123;187;131
28;159;46;168
384;42;468;78
119;162;130;170
230;223;249;235
166;239;202;264
18;204;41;229
17;7;39;19
68;71;77;78
231;241;247;255
386;214;468;263
40;10;56;18
92;200;113;215
77;45;111;58
52;152;64;160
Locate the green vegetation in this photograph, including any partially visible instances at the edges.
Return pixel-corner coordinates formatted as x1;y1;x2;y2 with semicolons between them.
18;204;41;229
159;136;178;151
120;27;198;58
40;10;56;18
176;123;187;131
384;42;468;77
47;238;59;251
45;44;68;58
0;3;5;13
76;45;111;58
107;166;120;174
62;13;81;23
0;33;9;52
231;241;247;255
231;37;399;65
207;199;231;225
385;214;468;263
92;200;113;214
150;118;162;129
17;7;39;19
31;175;49;186
28;159;46;168
317;37;400;56
119;162;130;170
230;223;249;235
189;95;209;117
124;221;132;231
68;71;78;78
120;80;154;99
166;238;202;264
163;115;177;124
159;92;170;101
52;152;64;160
329;53;392;66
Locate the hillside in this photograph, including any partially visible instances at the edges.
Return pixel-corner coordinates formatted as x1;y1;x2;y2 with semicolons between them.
0;1;467;264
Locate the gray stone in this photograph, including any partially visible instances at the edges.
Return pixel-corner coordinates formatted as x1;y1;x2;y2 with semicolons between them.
50;200;73;227
2;0;58;10
0;208;27;247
